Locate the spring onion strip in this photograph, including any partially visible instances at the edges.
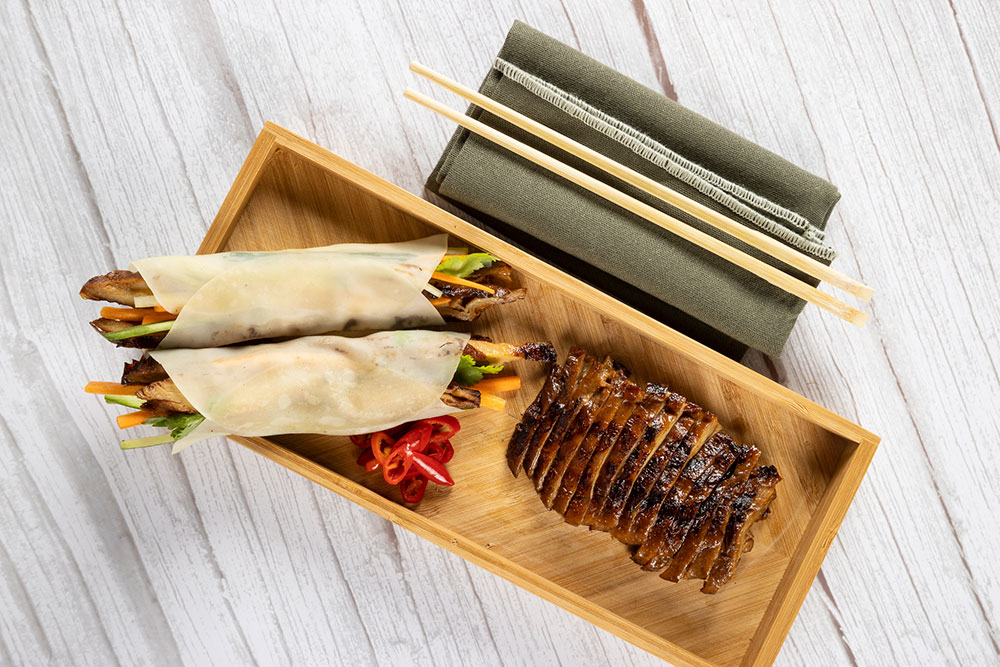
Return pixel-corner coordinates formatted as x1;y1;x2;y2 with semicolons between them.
120;434;174;449
102;320;174;341
105;394;146;409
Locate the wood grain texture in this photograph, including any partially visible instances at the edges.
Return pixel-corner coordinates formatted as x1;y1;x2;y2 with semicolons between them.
190;125;875;666
1;1;996;666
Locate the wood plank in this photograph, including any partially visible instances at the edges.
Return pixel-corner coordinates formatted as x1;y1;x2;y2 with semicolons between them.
1;0;997;665
639;1;1000;664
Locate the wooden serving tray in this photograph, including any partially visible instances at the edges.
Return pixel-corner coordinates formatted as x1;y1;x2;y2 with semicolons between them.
199;122;879;667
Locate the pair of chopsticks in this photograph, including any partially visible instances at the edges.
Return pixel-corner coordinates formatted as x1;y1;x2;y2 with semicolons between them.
404;62;873;328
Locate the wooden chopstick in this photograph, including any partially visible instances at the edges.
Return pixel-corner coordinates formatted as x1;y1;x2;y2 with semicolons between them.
409;61;873;304
403;87;868;329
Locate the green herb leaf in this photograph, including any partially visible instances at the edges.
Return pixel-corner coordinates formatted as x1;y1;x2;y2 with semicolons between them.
144;413;206;440
453;354;504;387
435;253;497;279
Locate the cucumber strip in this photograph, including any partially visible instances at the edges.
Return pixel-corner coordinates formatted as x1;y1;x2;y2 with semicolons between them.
132;295;159;308
445;247;468;255
102;320;173;341
120;434;174;449
105;394;145;409
423;283;443;298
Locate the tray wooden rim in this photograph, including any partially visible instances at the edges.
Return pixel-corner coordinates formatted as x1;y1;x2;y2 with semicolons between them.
200;122;880;667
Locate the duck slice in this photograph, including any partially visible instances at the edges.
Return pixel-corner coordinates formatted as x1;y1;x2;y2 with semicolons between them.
632;432;732;569
580;385;670;529
658;443;760;582
701;465;781;594
530;357;617;489
506;347;585;475
523;353;594;478
586;389;685;532
615;407;718;545
562;382;645;525
555;380;643;520
538;371;628;508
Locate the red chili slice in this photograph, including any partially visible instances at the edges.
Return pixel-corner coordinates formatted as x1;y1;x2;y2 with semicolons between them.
400;475;428;503
395;423;432;455
349;434;370;448
356;448;380;472
410;452;454;486
421;415;461;442
370;431;395;465
382;445;413;485
424;440;454;464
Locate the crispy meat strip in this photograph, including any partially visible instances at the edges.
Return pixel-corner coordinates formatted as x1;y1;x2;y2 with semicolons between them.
632;432;731;569
701;465;781;593
581;385;670;530
121;357;168;385
469;263;514;287
561;381;643;525
441;383;481;410
431;263;526;322
521;351;591;478
435;286;527;322
537;371;627;508
80;270;152;306
530;358;617;491
659;443;760;582
506;348;582;475
617;407;718;546
590;390;686;533
464;338;557;364
136;379;198;415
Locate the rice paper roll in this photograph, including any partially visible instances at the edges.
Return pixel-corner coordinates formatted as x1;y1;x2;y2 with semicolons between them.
131;236;447;348
150;330;471;453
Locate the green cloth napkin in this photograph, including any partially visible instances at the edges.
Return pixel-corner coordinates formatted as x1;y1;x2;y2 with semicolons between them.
427;21;840;358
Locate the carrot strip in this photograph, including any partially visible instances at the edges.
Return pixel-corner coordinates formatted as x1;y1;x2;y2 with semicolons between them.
428;296;451;306
153;305;168;313
431;271;496;295
117;410;152;429
100;306;155;322
471;375;521;393
141;312;177;325
478;391;506;412
85;382;142;395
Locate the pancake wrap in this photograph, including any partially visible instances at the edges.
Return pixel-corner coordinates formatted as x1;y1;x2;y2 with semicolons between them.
151;330;471;453
132;236;447;348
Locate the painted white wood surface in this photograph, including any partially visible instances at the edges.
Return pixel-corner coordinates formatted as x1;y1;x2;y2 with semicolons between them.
1;0;997;665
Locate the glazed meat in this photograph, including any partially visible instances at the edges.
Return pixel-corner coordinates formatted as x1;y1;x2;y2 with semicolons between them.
435;285;527;322
441;383;482;410
121;356;168;385
136;379;198;415
79;270;152;306
506;349;781;594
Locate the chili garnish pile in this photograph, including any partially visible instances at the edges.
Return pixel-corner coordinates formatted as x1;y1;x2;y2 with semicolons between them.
350;416;460;504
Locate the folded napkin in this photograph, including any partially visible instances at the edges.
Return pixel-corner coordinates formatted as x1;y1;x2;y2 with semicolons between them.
427;21;840;358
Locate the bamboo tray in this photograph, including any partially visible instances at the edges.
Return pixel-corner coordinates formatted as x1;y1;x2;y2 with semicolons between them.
198;122;879;667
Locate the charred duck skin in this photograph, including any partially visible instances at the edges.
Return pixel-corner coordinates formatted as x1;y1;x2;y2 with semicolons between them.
506;349;781;594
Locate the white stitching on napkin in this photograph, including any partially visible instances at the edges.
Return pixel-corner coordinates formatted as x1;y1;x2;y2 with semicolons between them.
493;58;837;261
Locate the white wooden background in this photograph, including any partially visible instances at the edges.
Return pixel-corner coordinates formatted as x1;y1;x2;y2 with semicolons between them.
1;0;998;665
